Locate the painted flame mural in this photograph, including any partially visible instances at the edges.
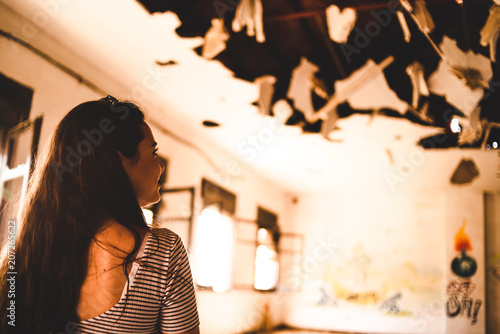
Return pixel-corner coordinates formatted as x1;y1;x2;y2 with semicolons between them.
451;221;477;278
446;220;481;325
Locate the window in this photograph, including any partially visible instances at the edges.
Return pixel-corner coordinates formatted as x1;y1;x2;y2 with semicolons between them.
152;179;198;246
0;74;37;242
194;179;236;292
254;207;280;291
153;187;194;242
254;227;279;290
145;158;197;246
192;181;297;293
195;205;234;292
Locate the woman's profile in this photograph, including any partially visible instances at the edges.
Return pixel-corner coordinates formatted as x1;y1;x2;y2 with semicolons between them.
0;96;200;333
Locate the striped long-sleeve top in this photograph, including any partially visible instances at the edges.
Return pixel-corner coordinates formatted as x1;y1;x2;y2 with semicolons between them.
76;228;200;333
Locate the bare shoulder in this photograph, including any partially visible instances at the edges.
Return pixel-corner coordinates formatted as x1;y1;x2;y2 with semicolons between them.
93;220;148;257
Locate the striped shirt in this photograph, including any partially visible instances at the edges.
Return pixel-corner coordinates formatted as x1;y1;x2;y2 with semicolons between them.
76;228;200;333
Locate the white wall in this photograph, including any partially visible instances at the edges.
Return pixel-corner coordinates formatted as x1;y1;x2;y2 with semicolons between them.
281;166;496;334
0;4;293;333
282;189;447;333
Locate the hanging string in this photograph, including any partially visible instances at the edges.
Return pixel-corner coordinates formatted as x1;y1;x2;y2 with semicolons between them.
398;0;446;62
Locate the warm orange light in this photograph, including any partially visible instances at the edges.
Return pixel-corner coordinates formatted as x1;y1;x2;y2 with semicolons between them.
454;220;472;252
455;0;463;4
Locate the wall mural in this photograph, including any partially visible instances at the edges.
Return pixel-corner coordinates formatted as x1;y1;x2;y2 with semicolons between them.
446;221;482;325
312;242;442;318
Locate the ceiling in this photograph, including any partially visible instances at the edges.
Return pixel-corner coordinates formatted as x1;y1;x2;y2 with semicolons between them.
135;0;500;146
3;0;500;193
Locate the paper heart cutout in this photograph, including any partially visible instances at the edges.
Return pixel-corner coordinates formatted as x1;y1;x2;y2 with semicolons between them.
326;5;357;44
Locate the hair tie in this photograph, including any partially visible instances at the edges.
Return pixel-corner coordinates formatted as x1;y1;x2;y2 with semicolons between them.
101;95;118;105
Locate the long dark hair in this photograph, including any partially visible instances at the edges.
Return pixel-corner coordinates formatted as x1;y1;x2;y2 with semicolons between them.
0;97;148;333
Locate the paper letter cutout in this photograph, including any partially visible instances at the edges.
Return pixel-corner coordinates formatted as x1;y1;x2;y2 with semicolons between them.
413;0;435;33
428;36;492;117
202;18;230;59
272;99;293;125
287;57;320;122
397;10;411;43
255;75;276;116
480;4;500;62
232;0;266;43
334;59;408;114
406;62;429;108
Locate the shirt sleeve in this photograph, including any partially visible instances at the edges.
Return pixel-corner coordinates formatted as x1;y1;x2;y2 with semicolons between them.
160;235;200;333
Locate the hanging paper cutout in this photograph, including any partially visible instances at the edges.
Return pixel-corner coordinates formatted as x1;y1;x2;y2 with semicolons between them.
406;62;429;108
399;0;413;12
312;76;328;99
413;0;435;33
325;5;357;44
287;57;320;122
399;0;444;59
320;107;339;139
397;0;413;43
334;59;408;114
232;0;266;43
480;4;500;62
255;75;276;116
413;100;432;125
428;36;492;117
272;99;294;125
396;10;411;43
308;56;396;125
202;18;230;59
457;107;483;145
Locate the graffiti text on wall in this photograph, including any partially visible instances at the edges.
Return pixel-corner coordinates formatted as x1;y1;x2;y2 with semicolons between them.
446;280;482;324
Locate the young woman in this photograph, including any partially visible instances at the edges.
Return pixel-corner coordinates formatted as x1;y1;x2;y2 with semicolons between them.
0;96;200;333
